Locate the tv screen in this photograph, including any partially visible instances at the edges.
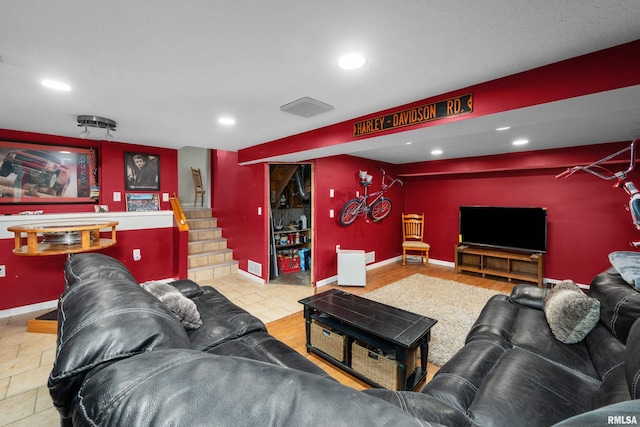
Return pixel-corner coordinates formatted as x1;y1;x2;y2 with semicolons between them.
459;206;547;253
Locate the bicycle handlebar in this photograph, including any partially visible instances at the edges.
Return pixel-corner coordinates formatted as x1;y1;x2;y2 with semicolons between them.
556;137;640;181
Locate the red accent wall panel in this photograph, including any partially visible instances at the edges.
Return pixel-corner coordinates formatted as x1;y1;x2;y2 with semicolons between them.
312;156;403;282
0;128;184;310
0;129;178;214
212;150;269;279
401;143;640;285
0;227;179;310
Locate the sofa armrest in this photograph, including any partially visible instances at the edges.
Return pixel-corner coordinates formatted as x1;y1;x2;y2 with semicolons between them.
168;279;203;298
510;284;548;310
363;389;472;426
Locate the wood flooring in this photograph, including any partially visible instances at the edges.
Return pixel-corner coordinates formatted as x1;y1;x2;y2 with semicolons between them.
265;261;516;391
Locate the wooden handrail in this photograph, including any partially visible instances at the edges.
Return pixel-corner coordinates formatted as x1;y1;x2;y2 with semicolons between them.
169;193;190;232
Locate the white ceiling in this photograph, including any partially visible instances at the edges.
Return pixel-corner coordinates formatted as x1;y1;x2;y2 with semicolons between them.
1;1;640;164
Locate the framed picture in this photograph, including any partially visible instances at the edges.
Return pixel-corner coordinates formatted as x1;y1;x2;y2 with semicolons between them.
0;141;97;204
125;152;159;190
126;193;160;212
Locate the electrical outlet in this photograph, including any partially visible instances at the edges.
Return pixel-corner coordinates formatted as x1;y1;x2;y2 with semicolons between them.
133;249;141;261
0;265;5;277
336;245;340;253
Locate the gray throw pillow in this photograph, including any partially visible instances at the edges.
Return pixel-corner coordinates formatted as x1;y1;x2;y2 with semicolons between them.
543;280;600;344
141;281;203;330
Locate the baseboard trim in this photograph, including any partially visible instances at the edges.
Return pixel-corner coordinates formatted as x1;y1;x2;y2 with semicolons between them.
239;269;266;285
0;299;58;319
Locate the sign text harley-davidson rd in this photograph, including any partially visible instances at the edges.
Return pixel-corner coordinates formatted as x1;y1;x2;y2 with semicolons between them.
353;93;473;137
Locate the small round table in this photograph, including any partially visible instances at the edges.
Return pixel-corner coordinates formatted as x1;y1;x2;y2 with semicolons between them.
7;221;118;256
7;220;118;333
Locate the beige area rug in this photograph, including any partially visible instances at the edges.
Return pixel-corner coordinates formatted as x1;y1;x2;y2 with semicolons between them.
362;274;506;367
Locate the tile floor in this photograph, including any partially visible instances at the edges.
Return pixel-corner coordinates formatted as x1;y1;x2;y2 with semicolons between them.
0;274;316;426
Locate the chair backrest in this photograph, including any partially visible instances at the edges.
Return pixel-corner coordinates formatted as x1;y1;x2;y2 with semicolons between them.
402;213;424;242
191;167;205;193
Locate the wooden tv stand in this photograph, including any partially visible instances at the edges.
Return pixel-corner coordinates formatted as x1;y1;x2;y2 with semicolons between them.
455;245;544;287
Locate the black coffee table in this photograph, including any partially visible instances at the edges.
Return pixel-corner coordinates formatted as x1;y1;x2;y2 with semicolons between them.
299;289;437;390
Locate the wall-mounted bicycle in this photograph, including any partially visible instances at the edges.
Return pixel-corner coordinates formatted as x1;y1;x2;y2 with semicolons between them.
339;168;403;226
557;136;640;246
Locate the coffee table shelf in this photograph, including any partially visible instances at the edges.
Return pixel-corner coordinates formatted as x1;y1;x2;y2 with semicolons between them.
299;289;437;391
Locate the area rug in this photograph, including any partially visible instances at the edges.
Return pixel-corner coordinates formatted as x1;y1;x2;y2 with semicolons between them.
362;274;506;367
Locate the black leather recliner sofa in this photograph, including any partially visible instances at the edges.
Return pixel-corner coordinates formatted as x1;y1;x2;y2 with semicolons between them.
365;267;640;426
48;253;639;426
48;253;430;426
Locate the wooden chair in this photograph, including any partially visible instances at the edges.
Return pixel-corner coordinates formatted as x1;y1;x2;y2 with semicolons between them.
402;213;430;266
191;167;206;207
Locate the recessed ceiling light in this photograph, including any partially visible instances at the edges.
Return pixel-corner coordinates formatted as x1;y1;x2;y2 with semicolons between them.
41;79;71;91
431;149;443;155
512;139;529;146
496;126;511;131
218;117;235;125
338;53;366;70
405;141;412;145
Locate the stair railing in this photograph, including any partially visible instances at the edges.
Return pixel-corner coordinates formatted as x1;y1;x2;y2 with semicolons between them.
169;193;190;232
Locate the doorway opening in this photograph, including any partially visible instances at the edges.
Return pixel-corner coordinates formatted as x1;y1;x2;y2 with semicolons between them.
269;163;312;286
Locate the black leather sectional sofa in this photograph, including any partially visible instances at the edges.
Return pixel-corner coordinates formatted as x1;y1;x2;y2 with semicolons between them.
48;253;639;426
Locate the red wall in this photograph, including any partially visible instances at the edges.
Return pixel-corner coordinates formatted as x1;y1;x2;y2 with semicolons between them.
0;129;185;310
312;156;403;283
0;129;178;214
212;150;269;277
212;152;403;284
401;141;640;284
215;143;640;286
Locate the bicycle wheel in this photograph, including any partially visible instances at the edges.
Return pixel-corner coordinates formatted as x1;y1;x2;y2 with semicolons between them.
369;197;392;222
339;199;362;226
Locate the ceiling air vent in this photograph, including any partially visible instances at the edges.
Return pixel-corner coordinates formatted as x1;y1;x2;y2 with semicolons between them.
280;97;334;117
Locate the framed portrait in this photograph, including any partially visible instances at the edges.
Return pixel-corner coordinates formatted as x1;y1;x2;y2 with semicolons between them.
0;141;97;204
125;152;159;190
126;193;160;212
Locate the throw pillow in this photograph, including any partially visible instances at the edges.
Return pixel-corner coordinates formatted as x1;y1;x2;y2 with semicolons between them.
543;279;600;344
608;251;640;290
141;281;203;330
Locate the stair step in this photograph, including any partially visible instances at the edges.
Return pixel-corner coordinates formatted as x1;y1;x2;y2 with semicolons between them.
182;206;239;280
183;208;213;219
188;218;217;229
189;228;222;241
188;261;239;281
188;249;234;268
188;238;228;253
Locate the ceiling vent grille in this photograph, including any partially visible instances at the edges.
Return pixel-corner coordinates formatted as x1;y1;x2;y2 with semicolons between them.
280;97;334;117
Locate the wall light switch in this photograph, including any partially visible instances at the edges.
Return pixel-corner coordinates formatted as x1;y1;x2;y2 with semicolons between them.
258;206;262;215
113;192;121;202
133;249;141;261
329;209;335;218
329;188;335;198
162;193;169;202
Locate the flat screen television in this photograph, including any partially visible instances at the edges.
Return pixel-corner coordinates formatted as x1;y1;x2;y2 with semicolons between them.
459;206;547;253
